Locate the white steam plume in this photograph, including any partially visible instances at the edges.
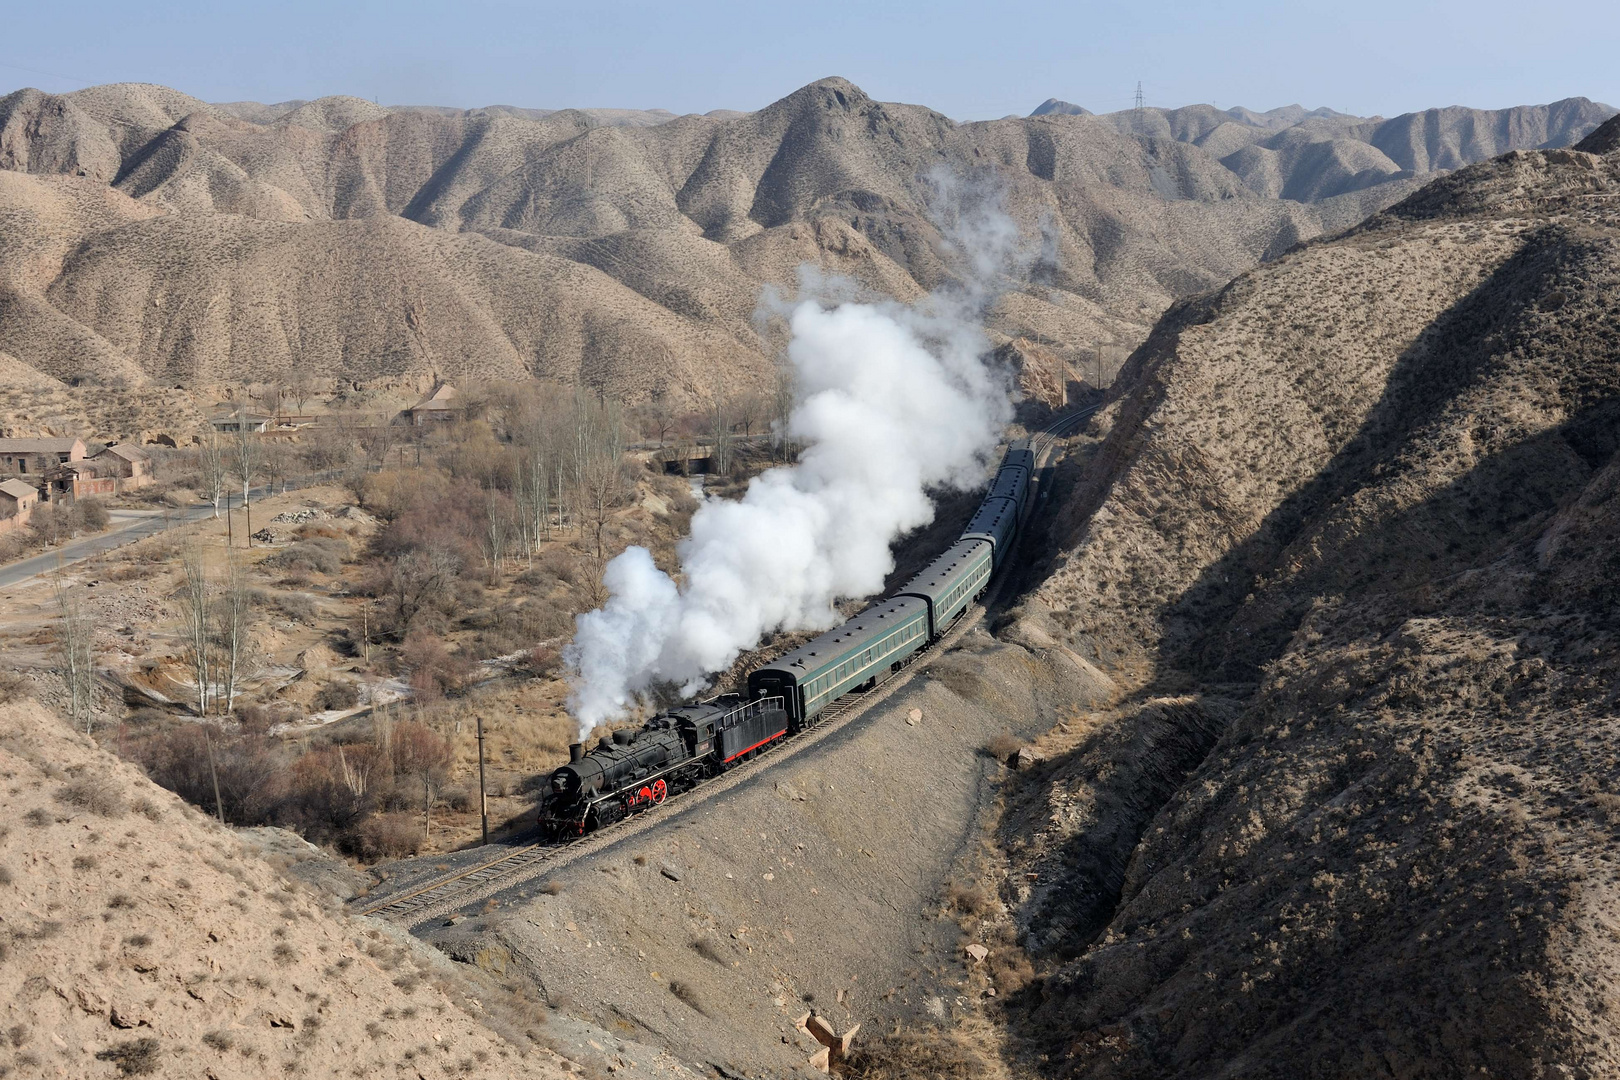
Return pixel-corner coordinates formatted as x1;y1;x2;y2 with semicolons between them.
565;173;1023;734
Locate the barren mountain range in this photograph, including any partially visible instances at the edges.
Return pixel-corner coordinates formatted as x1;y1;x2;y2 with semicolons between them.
995;114;1620;1077
0;78;1609;407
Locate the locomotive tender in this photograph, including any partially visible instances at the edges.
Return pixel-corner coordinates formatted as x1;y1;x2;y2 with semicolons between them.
539;439;1034;836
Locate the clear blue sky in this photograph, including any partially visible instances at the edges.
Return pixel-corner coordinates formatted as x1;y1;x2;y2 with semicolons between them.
4;0;1616;120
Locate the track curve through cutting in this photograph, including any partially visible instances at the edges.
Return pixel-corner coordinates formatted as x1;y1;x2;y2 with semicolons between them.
356;405;1096;928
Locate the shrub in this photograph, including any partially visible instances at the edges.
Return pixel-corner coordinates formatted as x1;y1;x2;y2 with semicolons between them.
373;483;484;564
132;727;287;825
314;681;360;712
274;592;321;625
57;777;126;818
988;946;1035;994
844;1025;994;1080
399;631;472;702
0;670;32;704
267;536;349;575
352;813;424;861
528;646;562;678
985;732;1024;761
75;498;110;531
944;879;998;918
95;1038;161;1076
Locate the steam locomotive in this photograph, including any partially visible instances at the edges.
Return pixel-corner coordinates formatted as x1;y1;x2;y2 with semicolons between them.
538;440;1034;837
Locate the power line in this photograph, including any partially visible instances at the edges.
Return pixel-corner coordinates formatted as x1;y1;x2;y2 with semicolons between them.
0;60;97;88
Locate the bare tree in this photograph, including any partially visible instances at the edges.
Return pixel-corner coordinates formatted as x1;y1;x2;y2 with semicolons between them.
290;376;315;416
709;398;735;478
392;721;452;839
178;543;213;716
641;392;678;447
54;569;97;733
733;390;768;439
389;547;460;635
217;550;252;716
198;426;229;518
231;408;260;546
575;392;627;560
515;440;550;563
771;360;797;463
260;439;291;495
358;409;397;470
257;381;285;423
483;492;513;585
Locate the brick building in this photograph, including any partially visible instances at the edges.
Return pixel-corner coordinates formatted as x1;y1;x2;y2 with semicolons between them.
0;437;86;477
91;443;154;490
0;477;39;533
402;383;461;425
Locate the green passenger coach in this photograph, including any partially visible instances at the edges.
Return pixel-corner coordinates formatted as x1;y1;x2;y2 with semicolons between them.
747;596;930;726
896;537;993;637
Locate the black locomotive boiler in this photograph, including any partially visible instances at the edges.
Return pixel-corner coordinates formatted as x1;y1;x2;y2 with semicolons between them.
540;694;788;836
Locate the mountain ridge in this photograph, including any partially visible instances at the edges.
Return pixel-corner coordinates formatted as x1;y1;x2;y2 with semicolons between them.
0;77;1610;416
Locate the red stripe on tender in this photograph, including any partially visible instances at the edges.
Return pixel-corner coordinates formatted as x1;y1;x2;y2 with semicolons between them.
725;728;786;762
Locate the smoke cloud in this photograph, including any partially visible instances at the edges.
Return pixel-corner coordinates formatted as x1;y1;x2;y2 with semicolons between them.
565;173;1023;733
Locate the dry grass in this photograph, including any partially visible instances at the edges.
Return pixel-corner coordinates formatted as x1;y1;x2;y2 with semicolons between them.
843;1024;1003;1080
56;776;125;818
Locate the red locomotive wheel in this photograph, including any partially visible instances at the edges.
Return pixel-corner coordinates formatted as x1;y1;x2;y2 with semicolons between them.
651;779;667;805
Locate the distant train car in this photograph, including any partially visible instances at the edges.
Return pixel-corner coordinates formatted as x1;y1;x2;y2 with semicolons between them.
896;538;993;638
748;596;930;726
960;495;1020;567
1002;442;1035;484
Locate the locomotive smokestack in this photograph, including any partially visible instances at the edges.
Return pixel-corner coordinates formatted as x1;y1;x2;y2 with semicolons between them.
569;742;583;763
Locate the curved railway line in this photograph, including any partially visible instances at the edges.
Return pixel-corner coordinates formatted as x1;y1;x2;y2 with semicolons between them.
355;404;1098;928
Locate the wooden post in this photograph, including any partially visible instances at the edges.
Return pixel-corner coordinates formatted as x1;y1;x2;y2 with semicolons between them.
476;714;489;846
204;727;224;825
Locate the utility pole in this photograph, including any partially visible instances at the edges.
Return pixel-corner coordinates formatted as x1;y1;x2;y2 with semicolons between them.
476;714;489;845
204;727;224;825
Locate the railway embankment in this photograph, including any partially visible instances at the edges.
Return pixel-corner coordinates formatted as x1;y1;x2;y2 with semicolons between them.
424;625;1112;1077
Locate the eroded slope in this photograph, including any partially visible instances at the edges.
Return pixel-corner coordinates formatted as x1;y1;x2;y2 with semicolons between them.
0;701;575;1079
1010;143;1620;1077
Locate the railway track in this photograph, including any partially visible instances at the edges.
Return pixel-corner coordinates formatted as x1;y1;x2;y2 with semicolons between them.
356;404;1099;928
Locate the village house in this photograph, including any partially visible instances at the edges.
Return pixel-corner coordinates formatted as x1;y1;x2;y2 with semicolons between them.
43;461;115;502
401;383;461;425
209;410;273;433
0;477;39;533
91;442;154;490
0;437;87;477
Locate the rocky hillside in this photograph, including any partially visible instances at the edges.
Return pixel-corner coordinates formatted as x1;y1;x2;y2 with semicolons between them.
1067;96;1613;201
0;700;576;1079
0;78;1606;402
1004;130;1620;1075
